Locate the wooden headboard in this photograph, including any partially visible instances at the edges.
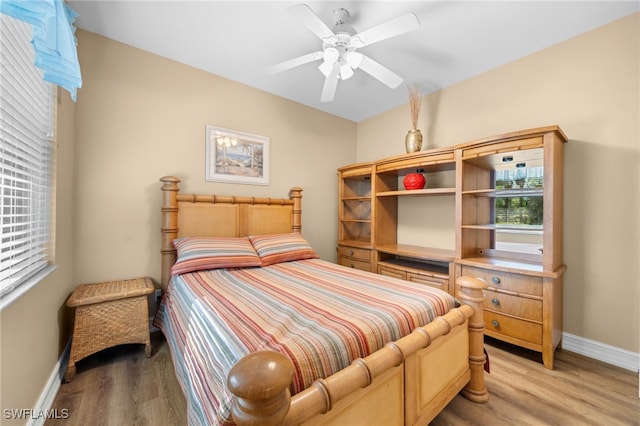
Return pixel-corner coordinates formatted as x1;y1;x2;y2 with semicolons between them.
160;176;302;290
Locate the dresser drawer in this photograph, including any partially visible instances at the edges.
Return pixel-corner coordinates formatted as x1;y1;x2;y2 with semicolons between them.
460;265;542;297
377;264;405;280
339;256;371;272
407;272;447;292
484;311;542;345
484;289;542;321
338;246;371;262
378;263;448;291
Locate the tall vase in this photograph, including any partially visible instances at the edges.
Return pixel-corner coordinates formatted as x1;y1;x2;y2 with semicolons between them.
405;129;423;153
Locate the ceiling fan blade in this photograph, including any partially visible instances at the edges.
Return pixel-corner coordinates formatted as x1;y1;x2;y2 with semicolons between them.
288;4;335;40
351;13;420;48
357;55;403;88
321;63;339;102
265;51;324;74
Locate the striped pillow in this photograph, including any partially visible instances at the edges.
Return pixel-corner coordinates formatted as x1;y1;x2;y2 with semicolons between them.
171;237;262;275
249;233;319;266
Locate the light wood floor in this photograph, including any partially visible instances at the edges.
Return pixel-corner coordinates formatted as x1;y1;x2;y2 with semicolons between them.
46;333;639;426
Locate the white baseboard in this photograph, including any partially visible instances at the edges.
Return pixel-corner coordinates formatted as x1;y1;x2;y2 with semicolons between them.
562;332;639;372
27;339;70;426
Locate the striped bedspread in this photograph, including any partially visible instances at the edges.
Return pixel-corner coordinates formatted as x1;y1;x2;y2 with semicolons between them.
154;258;457;426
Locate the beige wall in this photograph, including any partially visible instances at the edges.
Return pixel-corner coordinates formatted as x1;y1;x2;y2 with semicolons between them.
358;13;639;352
73;30;356;284
0;91;77;423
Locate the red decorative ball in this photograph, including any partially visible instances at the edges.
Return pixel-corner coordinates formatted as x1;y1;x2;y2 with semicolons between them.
403;173;426;190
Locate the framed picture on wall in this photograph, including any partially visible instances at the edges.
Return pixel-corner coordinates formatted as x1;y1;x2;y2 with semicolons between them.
205;125;270;185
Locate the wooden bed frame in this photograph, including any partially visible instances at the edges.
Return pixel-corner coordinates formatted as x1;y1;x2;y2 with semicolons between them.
159;176;488;425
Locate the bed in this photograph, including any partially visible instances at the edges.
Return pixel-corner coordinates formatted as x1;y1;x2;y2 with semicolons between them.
155;176;488;426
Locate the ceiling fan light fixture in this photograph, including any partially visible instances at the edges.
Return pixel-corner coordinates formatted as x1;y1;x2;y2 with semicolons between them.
339;63;354;80
323;46;339;64
318;60;334;77
345;51;363;69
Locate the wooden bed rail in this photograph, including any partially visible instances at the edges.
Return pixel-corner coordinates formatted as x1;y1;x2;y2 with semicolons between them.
227;276;489;425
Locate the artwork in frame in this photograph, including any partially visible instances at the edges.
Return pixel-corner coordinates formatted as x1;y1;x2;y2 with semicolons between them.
205;125;270;185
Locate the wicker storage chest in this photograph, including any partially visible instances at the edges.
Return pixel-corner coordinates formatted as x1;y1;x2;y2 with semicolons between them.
64;277;154;382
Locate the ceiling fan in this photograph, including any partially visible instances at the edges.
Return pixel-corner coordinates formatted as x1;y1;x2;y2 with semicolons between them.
266;4;420;102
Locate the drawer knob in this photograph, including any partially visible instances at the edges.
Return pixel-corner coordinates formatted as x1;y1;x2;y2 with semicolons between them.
492;276;501;285
350;250;354;256
491;298;500;307
491;320;500;328
350;263;354;268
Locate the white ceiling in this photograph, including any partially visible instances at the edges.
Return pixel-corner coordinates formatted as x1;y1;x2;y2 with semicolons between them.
67;1;639;122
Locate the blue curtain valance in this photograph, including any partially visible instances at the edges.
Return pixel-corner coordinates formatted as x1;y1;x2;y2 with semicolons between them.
1;0;82;101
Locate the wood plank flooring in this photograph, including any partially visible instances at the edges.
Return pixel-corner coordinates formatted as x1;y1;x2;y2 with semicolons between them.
46;332;186;426
431;338;639;426
46;333;639;426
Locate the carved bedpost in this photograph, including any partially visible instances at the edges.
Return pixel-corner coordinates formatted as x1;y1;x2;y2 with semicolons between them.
160;176;180;292
456;275;489;403
227;351;294;426
289;187;302;233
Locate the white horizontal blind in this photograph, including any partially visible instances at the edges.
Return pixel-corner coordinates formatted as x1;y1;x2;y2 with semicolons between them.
0;14;55;297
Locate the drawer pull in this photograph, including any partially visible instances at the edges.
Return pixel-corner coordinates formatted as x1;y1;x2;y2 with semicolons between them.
350;250;354;256
350;263;354;268
491;320;500;328
491;298;500;307
492;276;501;285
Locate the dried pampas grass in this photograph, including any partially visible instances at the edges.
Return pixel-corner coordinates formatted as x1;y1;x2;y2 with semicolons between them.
408;85;421;129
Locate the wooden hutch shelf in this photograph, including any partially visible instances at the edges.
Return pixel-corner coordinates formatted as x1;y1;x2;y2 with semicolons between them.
337;125;567;369
375;244;455;262
377;187;456;197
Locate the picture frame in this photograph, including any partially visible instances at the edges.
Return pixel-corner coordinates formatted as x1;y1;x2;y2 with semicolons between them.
205;125;270;185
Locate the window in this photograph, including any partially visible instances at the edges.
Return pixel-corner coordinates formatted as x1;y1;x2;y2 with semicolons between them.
493;165;544;255
0;14;56;304
494;166;544;226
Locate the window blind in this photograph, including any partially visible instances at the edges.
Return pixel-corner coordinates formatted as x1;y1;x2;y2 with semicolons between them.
0;14;56;297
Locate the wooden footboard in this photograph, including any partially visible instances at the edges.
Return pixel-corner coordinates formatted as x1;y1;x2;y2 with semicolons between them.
228;276;488;425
